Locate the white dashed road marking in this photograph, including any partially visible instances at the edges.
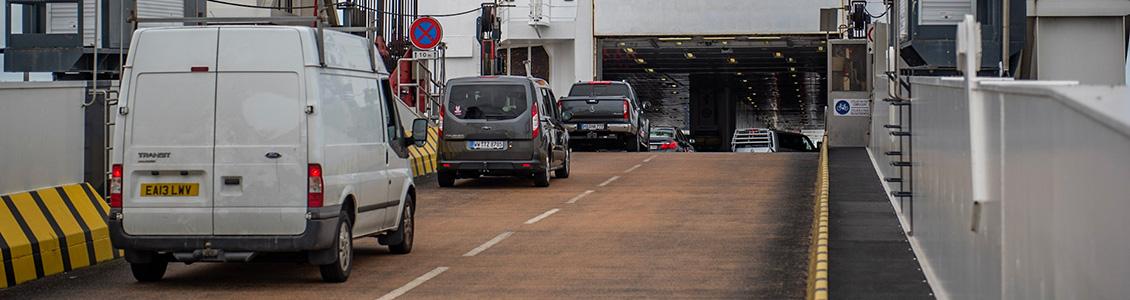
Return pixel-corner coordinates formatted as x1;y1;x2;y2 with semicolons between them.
463;232;514;257
597;176;621;187
524;208;561;225
643;154;658;163
566;190;595;204
624;164;642;173
375;267;450;300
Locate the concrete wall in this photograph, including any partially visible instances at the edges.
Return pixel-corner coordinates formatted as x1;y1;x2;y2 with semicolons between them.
593;0;839;36
0;82;88;195
868;77;1130;299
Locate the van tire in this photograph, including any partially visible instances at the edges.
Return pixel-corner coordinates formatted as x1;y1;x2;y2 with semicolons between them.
554;150;571;178
387;198;415;254
437;171;455;187
319;215;353;283
534;156;551;187
624;134;640;152
129;260;168;282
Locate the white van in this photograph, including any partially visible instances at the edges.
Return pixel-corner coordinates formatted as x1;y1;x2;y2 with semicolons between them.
108;25;429;283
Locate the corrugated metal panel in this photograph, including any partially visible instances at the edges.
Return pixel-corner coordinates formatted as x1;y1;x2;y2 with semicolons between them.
47;3;80;34
919;0;974;25
137;0;185;28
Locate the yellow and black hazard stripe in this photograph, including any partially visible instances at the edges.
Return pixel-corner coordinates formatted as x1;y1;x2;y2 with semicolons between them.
0;183;116;288
408;126;440;177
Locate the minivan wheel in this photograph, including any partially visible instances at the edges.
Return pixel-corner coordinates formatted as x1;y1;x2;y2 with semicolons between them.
319;215;353;283
129;260;168;282
554;150;571;178
437;170;455;187
534;156;551;187
387;198;415;254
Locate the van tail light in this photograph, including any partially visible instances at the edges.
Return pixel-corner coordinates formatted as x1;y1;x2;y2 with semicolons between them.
531;102;541;139
308;164;324;208
660;141;678;150
623;99;630;120
109;164;123;208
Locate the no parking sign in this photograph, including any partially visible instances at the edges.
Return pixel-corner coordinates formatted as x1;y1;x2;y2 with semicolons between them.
409;17;443;50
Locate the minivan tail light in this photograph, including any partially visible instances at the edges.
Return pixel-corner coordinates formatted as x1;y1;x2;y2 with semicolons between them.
438;104;445;137
531;102;541;139
308;164;324;208
109;164;123;208
623;99;630;120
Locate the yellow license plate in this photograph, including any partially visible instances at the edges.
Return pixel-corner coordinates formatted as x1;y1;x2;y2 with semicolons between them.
140;183;200;197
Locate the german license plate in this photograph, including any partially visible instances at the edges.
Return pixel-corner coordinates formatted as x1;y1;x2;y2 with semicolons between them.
468;140;507;150
580;124;606;130
650;145;659;150
140;183;200;197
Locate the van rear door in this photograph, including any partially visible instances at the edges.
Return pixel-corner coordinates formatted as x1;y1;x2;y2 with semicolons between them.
211;27;307;235
121;28;219;235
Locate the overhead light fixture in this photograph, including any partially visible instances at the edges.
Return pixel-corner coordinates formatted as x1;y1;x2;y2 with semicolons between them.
789;67;797;72
727;57;738;64
670;84;678;88
721;41;729;45
645;68;655;73
817;46;825;52
748;36;781;40
684;52;696;59
625;47;636;54
672;91;679;94
675;41;683;46
618;42;626;46
736;72;743;76
747;86;753;90
635;58;646;64
657;37;693;41
704;36;736;40
742;79;748;83
787;57;795;63
774;52;783;58
660;77;667;81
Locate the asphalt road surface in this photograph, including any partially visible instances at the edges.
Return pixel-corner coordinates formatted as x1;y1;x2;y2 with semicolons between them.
0;152;818;299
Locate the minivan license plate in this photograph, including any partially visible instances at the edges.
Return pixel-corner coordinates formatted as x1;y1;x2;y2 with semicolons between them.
468;141;507;150
140;183;200;197
581;124;605;130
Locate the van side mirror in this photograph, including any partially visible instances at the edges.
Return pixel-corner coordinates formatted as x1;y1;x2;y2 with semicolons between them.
410;118;429;147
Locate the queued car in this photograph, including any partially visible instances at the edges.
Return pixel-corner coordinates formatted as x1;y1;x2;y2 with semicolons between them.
731;128;818;153
648;126;695;152
558;81;651;152
436;76;571;187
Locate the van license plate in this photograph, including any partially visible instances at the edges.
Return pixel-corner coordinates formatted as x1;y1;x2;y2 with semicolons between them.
140;183;200;197
581;124;606;130
468;141;507;150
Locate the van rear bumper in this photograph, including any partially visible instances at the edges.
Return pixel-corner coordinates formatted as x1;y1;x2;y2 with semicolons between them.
108;205;340;253
438;159;544;177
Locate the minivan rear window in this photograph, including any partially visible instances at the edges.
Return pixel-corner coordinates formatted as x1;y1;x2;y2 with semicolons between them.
568;84;629;97
447;84;528;120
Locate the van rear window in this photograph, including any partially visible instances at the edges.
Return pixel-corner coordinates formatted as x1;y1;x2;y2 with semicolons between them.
447;84;528;120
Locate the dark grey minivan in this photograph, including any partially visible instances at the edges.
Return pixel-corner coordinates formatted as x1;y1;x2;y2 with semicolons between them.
436;76;571;187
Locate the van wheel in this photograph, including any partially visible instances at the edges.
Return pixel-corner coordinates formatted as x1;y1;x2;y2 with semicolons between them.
554;150;571;178
319;215;353;283
624;134;640;152
129;260;168;282
534;156;551;187
387;198;415;254
437;171;455;187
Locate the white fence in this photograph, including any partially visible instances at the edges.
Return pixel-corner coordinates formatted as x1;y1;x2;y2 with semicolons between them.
868;76;1130;299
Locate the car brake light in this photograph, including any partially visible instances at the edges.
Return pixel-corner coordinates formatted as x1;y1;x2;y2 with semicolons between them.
308;164;324;208
531;102;541;139
589;81;612;85
623;99;630;120
660;141;678;150
109;164;123;208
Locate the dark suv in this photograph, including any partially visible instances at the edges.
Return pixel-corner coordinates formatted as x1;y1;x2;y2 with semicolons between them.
436;76;571;187
559;81;651;151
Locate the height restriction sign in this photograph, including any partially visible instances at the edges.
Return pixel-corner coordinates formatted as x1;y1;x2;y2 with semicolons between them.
409;17;443;50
